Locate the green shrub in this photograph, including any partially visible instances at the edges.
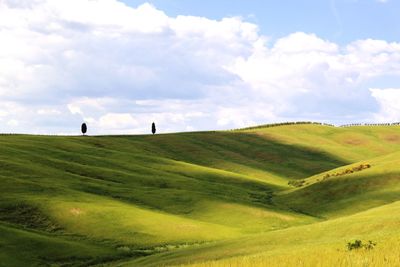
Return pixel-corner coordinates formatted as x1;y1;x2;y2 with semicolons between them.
288;180;305;187
364;240;377;250
347;240;376;251
347;240;362;250
322;164;371;181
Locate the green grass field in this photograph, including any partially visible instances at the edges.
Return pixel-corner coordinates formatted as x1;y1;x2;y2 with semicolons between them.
1;124;400;266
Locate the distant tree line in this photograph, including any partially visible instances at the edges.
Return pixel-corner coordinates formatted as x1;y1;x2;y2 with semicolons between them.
232;121;335;131
339;122;400;127
231;121;400;131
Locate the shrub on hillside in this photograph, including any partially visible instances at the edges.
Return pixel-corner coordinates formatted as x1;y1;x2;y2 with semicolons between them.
323;164;371;180
347;240;376;251
288;180;305;187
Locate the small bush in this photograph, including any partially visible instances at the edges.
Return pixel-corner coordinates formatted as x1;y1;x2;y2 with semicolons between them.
347;240;362;250
347;240;376;251
288;180;305;187
364;240;377;250
322;164;371;181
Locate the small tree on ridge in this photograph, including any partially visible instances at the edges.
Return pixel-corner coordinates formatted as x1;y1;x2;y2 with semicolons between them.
81;123;87;136
152;122;156;135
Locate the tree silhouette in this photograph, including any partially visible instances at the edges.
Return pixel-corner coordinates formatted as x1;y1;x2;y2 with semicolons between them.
81;123;87;135
151;122;156;135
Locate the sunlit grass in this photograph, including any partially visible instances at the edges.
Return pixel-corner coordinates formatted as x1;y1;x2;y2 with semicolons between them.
182;244;400;267
2;125;400;266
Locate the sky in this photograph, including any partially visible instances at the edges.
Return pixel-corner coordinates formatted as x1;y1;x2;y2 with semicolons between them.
0;0;399;135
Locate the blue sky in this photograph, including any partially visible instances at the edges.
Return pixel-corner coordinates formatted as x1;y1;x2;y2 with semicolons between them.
0;0;399;134
121;0;400;44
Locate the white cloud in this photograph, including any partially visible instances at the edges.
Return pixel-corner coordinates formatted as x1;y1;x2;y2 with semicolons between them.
0;0;399;134
273;32;339;54
370;88;400;122
98;113;138;129
37;108;61;115
7;119;19;127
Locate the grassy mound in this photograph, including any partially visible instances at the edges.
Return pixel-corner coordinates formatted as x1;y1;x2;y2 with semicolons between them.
1;124;400;266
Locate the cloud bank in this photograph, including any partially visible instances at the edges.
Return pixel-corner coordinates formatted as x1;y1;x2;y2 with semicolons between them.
0;0;399;134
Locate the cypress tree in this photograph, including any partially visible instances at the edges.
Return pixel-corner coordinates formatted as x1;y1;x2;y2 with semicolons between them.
81;123;87;135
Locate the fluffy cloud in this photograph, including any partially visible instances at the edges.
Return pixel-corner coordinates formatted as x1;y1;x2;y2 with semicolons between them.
0;0;399;134
370;89;400;122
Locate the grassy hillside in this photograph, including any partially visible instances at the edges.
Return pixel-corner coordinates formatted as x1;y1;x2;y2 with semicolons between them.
129;200;400;266
275;151;400;218
1;124;400;266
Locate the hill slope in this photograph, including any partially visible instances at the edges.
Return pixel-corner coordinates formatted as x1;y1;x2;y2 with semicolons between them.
1;124;400;266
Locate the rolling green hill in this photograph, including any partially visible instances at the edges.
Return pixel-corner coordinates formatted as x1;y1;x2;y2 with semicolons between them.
1;124;400;266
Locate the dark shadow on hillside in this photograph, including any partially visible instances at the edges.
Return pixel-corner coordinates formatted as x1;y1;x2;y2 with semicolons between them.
275;172;400;218
78;161;279;214
133;131;348;181
0;133;347;219
77;131;349;215
0;138;279;214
